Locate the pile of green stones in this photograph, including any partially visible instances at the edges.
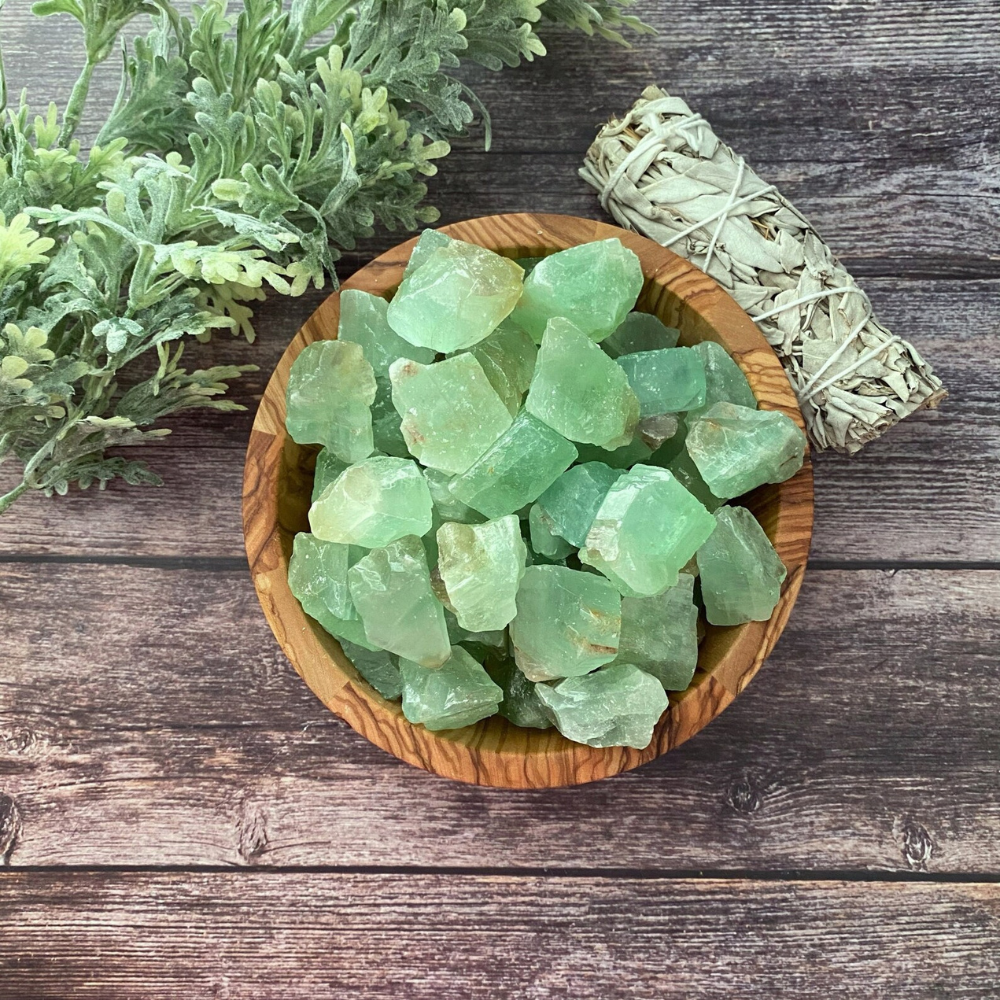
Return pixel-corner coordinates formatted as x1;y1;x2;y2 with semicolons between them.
284;231;806;750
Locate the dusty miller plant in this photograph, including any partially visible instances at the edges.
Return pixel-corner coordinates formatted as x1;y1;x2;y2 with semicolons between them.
0;0;647;511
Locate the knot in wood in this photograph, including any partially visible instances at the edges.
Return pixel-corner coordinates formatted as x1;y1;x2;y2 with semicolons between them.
726;776;762;815
236;797;269;863
900;820;934;871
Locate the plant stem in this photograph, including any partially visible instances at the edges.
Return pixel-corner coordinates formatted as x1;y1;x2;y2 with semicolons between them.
0;478;30;513
58;59;96;146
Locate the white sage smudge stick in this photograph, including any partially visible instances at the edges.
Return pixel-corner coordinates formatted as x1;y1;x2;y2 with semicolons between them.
580;85;946;453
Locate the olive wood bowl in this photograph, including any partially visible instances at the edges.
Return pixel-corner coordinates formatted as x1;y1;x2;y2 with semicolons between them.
243;212;814;788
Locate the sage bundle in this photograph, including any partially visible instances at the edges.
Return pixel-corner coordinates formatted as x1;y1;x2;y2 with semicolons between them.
580;86;945;453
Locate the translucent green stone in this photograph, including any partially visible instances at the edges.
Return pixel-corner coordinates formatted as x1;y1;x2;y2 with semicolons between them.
424;467;485;525
528;504;575;561
666;449;724;512
685;401;807;499
509;565;621;681
298;597;379;650
288;531;356;621
603;311;680;358
696;505;787;626
386;240;523;352
575;436;653;469
537;462;623;547
535;663;668;749
616;347;707;417
285;340;376;462
437;515;527;631
338;288;434;376
580;464;717;597
309;456;433;548
340;639;403;700
370;378;409;458
637;413;680;451
389;354;513;475
444;610;507;659
487;656;552;729
447;410;578;519
511;238;643;343
311;448;349;503
404;228;454;276
614;573;699;691
348;535;450;667
525;318;639;449
400;645;503;730
470;319;537;416
689;340;756;413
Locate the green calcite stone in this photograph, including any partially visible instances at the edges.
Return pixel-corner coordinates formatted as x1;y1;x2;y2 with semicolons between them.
470;319;537;416
511;238;643;343
614;573;699;691
686;401;807;499
389;354;512;475
525;318;639;449
404;228;454;276
690;340;756;413
697;505;787;626
340;639;403;700
580;464;717;597
667;449;724;512
348;535;450;667
535;663;668;749
637;413;680;451
444;610;507;657
370;378;409;458
575;436;653;469
299;596;379;650
424;467;485;525
528;504;575;561
285;340;376;463
488;657;552;729
400;645;503;730
311;448;349;503
310;456;433;548
288;531;356;621
603;311;680;358
616;347;707;417
509;565;621;681
448;410;578;519
437;515;527;631
338;288;434;376
386;240;523;352
537;462;623;547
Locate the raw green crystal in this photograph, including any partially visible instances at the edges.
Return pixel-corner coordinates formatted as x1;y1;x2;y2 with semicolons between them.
447;410;578;519
285;340;376;462
400;645;503;730
437;515;527;631
535;663;668;749
311;448;349;503
299;597;379;650
509;565;621;681
690;340;757;413
580;464;717;597
338;288;434;375
370;378;409;458
444;610;507;658
310;456;433;548
537;462;623;547
340;639;403;700
525;317;639;449
389;354;513;474
614;573;699;690
685;402;807;499
637;413;680;451
288;531;356;621
404;228;454;276
424;467;485;525
488;656;552;729
603;311;680;358
667;449;724;512
511;238;643;343
575;436;653;469
616;347;707;416
470;319;537;416
696;505;787;626
387;240;523;352
528;504;575;561
348;535;450;667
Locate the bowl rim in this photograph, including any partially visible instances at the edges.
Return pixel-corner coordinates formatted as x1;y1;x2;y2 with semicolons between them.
242;212;814;789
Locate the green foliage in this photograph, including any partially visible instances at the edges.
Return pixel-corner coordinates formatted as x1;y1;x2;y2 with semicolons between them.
0;0;644;512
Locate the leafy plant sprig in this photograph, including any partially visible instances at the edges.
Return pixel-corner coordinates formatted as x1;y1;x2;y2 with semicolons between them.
0;0;648;512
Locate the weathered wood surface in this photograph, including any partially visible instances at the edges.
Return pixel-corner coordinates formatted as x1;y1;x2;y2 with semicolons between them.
2;564;997;870
1;279;994;562
2;873;999;999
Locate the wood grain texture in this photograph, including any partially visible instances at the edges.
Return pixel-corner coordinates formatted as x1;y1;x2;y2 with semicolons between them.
242;212;813;787
2;564;997;871
2;872;999;999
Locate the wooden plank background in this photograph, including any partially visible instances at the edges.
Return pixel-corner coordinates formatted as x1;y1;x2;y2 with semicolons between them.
1;0;998;995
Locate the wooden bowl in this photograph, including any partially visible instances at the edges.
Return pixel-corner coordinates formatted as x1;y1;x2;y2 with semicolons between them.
243;213;814;788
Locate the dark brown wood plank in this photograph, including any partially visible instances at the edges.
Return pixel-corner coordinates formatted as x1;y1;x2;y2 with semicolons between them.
1;277;992;561
2;564;998;871
1;872;998;999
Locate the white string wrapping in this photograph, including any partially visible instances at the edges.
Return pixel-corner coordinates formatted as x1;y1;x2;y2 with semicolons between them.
581;86;946;454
